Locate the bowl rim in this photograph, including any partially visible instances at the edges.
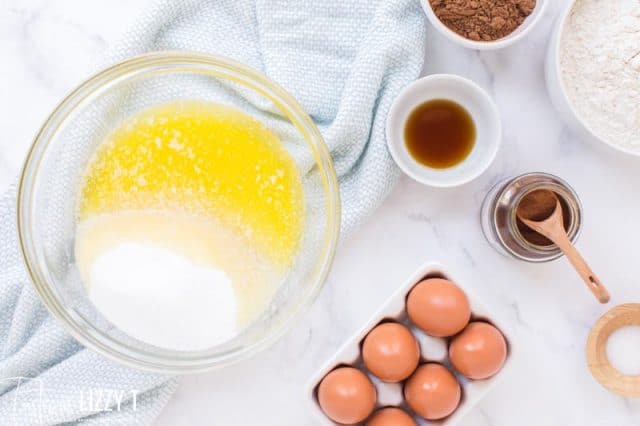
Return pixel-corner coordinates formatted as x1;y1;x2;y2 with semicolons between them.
421;0;548;50
550;0;640;157
17;51;341;373
385;74;501;188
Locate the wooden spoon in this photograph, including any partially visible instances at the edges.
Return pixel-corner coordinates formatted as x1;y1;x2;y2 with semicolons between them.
517;190;610;304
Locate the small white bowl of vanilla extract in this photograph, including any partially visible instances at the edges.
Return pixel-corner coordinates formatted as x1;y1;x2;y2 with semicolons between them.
386;74;501;188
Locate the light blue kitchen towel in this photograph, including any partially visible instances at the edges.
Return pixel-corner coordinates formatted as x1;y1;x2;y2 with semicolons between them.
0;0;425;424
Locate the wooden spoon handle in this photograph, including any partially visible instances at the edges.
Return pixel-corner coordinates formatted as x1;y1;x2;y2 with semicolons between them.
555;234;611;304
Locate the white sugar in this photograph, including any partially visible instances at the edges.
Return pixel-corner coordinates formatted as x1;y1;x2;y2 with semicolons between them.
88;242;238;351
606;326;640;376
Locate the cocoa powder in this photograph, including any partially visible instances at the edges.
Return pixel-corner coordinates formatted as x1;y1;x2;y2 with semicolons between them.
429;0;536;42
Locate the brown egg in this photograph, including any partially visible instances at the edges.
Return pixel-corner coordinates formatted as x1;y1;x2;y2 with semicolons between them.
449;322;507;380
404;363;461;420
406;278;471;337
366;407;417;426
362;322;420;382
318;367;377;424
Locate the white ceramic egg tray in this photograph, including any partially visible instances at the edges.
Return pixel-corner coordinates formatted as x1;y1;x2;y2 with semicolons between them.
306;261;514;425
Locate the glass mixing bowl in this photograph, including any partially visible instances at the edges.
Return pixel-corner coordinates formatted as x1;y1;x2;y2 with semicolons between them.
17;52;340;373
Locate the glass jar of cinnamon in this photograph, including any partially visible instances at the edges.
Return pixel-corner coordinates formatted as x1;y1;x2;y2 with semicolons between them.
481;172;583;262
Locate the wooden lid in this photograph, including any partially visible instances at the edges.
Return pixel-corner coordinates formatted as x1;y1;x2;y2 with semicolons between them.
586;303;640;397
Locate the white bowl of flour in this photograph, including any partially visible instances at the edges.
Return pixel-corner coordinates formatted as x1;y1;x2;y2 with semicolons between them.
546;0;640;156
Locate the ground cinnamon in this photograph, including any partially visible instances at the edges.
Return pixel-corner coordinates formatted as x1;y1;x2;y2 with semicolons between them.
516;189;570;247
429;0;536;42
516;189;556;222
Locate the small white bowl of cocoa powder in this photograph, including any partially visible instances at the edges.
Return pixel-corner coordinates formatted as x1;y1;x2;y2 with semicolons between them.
422;0;547;50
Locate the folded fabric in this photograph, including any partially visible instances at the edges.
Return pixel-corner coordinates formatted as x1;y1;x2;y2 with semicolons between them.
0;0;425;424
105;0;427;234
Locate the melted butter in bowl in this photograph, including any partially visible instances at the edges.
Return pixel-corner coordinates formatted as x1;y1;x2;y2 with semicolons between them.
75;100;305;351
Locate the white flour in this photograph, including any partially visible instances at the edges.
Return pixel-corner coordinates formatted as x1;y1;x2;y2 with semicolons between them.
88;242;238;351
561;0;640;150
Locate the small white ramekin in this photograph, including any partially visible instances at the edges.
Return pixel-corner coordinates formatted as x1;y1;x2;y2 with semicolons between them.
421;0;548;50
386;74;501;188
545;0;639;157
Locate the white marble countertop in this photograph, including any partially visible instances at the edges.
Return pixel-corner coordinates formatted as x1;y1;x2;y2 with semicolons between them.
2;0;640;424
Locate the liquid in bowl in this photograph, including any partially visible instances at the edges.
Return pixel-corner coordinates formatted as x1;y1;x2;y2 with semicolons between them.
76;100;305;351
